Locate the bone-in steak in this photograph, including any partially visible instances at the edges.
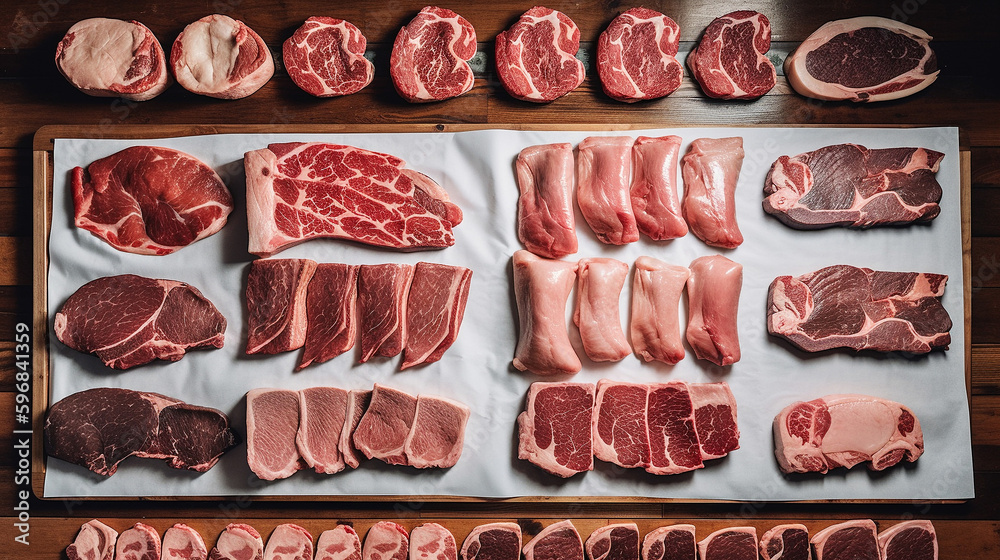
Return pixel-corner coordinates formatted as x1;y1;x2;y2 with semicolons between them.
390;7;476;102
597;8;682;102
687;11;775;99
284;17;374;97
495;7;585;102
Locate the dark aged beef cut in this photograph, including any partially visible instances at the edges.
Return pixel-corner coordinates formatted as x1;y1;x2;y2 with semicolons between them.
284;17;374;97
518;382;595;477
641;525;696;560
246;389;304;480
358;264;414;362
390;6;476;102
763;144;944;228
316;525;362;560
45;388;236;476
404;395;471;468
523;521;584;560
878;520;937;560
773;395;924;474
54;274;226;369
759;524;809;560
767;265;951;353
171;14;273;99
296;387;349;474
689;382;740;460
163;524;208;560
362;522;408;560
246;259;317;355
353;384;418;465
461;523;522;560
516;143;578;259
72;146;233;255
593;380;651;469
810;520;878;560
264;524;313;560
597;8;682;102
403;262;473;369
646;381;703;475
340;389;372;469
698;528;758;560
410;523;458;560
687;11;775;99
585;523;640;560
245;142;462;256
210;524;264;560
67;520;118;560
786;17;938;102
56;18;170;101
116;523;161;560
495;7;585;102
297;263;359;370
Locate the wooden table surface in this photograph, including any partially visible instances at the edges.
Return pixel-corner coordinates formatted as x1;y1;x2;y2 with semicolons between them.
2;0;999;557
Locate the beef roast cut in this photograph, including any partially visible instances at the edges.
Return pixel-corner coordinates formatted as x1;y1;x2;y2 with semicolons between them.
597;8;683;102
687;11;775;99
284;17;374;97
390;6;477;102
171;14;273;99
495;7;585;102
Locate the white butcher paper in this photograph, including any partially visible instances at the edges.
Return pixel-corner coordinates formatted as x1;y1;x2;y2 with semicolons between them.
45;127;971;501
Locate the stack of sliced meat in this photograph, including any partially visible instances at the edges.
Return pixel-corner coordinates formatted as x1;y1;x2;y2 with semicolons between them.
245;259;472;370
246;383;470;480
518;379;739;478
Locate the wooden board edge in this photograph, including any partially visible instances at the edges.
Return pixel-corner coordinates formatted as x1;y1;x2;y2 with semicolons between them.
962;151;972;404
31;148;51;499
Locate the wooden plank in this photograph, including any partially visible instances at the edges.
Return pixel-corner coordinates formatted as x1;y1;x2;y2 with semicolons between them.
0;236;30;285
972;288;1000;344
973;147;1000;185
965;152;973;390
971;238;1000;289
972;189;1000;236
0;188;30;236
972;345;1000;394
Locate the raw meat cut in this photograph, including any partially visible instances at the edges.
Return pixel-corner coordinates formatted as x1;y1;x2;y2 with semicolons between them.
763;144;944;229
511;250;581;376
283;17;374;97
518;382;595;477
409;523;457;560
358;263;414;362
689;382;740;460
773;394;924;474
56;18;170;101
681;137;745;248
697;528;758;560
403;394;471;468
631;136;687;240
72;146;233;255
687;11;775;99
210;524;264;560
515;143;578;259
630;257;689;364
246;259;317;355
54;274;226;369
117;522;161;560
297;263;360;370
171;14;273;99
645;381;703;474
265;524;313;560
767;265;951;353
593;380;650;469
67;520;118;560
390;6;476;102
403;262;473;369
574;258;631;362
878;520;937;560
45;387;236;476
522;521;584;560
759;524;810;560
316;525;363;560
363;522;409;560
785;17;938;102
296;387;349;474
245;142;462;256
641;525;696;560
585;523;640;560
340;389;372;469
577;136;639;245
461;523;521;560
246;389;303;480
495;7;585;102
810;520;878;560
163;524;208;560
686;255;743;366
353;384;418;465
597;8;682;102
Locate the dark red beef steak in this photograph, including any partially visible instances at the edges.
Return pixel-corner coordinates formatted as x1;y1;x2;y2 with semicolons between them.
523;521;584;560
517;382;595;477
390;6;476;102
593;380;651;469
283;17;374;97
697;528;757;560
759;524;810;560
495;7;585;102
878;520;937;560
461;523;521;560
811;520;879;560
687;11;775;99
645;381;703;475
597;8;682;102
585;523;640;560
246;259;317;355
297;263;359;370
641;525;696;560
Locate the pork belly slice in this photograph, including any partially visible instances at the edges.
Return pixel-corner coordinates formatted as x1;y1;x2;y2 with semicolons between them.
246;259;317;355
404;395;471;468
363;522;409;560
641;525;696;560
163;523;208;560
811;520;878;560
296;387;349;474
630;257;689;364
631;136;687;240
686;255;743;366
461;523;522;560
353;384;418;465
297;263;359;370
340;389;372;469
67;519;118;560
574;258;631;362
265;524;313;560
523;521;584;560
593;380;651;469
410;523;457;560
516;143;578;258
316;525;362;560
689;382;740;460
170;15;273;99
585;523;640;560
246;389;303;480
681;137;745;248
878;520;937;560
512;250;581;375
116;522;161;560
577;136;639;245
759;524;810;560
697;527;758;560
646;381;703;475
518;382;595;477
358;263;414;362
210;524;264;560
403;262;473;369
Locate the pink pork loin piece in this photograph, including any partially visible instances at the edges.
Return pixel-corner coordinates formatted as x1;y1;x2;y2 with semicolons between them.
574;258;631;362
810;520;878;560
495;7;585;102
265;524;313;560
244;142;462;256
773;394;923;474
518;382;595;477
55;18;171;101
523;521;584;560
585;523;640;560
316;525;363;560
593;380;651;469
403;262;473;369
283;17;374;97
687;11;775;99
363;522;409;560
163;523;208;560
297;263;360;370
340;389;373;469
404;395;471;468
577;136;640;245
597;8;683;102
689;382;740;460
686;255;743;366
697;528;758;560
646;381;703;474
515;143;578;259
681;137;745;248
353;384;418;465
630;136;687;240
246;389;304;480
170;14;273;99
460;523;522;560
512;250;581;376
409;523;458;560
630;257;689;365
759;524;810;560
358;264;414;362
67;519;118;560
116;522;161;560
296;387;349;474
246;259;317;355
641;525;696;560
209;524;264;560
390;6;477;102
878;520;937;560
